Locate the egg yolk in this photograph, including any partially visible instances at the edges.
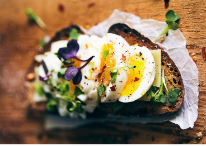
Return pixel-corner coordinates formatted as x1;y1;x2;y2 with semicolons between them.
120;56;145;96
99;44;116;86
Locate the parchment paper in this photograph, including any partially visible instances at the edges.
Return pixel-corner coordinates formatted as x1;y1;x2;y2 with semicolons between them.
45;9;199;130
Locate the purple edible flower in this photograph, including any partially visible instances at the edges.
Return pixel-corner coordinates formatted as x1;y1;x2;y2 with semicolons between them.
65;56;94;84
39;72;54;81
58;39;89;62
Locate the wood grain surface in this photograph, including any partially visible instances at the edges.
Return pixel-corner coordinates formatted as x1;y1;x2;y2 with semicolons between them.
0;0;205;144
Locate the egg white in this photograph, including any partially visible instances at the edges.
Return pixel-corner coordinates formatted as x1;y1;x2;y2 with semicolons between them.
118;46;155;102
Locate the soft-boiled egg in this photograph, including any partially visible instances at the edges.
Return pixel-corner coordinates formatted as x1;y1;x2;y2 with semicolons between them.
76;33;155;107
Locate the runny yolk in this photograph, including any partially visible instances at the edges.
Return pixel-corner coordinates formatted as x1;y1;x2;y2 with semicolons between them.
99;44;116;86
120;56;145;96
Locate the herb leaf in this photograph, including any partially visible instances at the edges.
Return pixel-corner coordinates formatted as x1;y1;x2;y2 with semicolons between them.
57;84;69;94
166;20;179;30
168;88;179;104
74;86;85;96
153;9;179;42
67;101;84;113
26;8;46;30
69;29;81;40
46;99;57;112
166;10;180;22
127;65;136;69
103;50;109;60
110;71;118;83
34;85;44;96
97;85;106;97
113;101;125;114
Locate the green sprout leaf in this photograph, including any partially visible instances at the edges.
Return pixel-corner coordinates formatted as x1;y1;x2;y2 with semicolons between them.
26;8;46;30
168;88;179;104
166;10;180;22
112;101;125;114
110;71;118;83
39;37;46;48
127;65;136;69
57;84;69;94
68;100;84;113
97;85;106;107
100;65;136;81
166;20;179;30
57;68;67;78
97;85;106;97
69;29;81;40
74;86;85;96
34;85;44;96
46;99;57;112
103;50;109;60
153;9;179;42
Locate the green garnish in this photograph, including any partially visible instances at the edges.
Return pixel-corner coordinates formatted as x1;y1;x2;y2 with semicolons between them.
67;100;84;113
112;101;125;114
103;50;109;60
110;71;118;83
97;85;106;107
101;65;136;81
57;84;69;94
69;29;81;40
167;88;179;104
57;68;67;78
26;8;46;30
147;69;180;104
39;37;46;48
34;85;44;96
46;99;58;112
153;10;179;42
97;85;106;97
147;81;167;103
74;86;85;96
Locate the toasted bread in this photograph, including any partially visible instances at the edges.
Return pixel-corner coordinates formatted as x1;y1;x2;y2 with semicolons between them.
27;24;184;117
90;23;184;117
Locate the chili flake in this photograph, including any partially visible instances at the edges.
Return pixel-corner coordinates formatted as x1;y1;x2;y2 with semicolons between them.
134;77;139;82
110;85;116;91
121;54;126;61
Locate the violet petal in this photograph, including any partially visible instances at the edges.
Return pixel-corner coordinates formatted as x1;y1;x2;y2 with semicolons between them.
58;39;79;60
64;67;79;81
72;71;82;85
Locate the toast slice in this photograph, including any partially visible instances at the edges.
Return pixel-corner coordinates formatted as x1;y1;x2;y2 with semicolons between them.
27;24;184;117
89;23;184;117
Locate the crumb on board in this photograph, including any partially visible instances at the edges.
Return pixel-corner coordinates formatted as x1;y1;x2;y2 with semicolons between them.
196;132;203;140
85;24;91;30
27;73;35;81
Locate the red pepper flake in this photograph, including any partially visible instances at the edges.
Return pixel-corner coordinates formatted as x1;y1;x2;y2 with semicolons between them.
88;2;95;8
97;73;102;78
202;47;206;61
134;77;139;82
160;46;164;51
121;54;126;61
110;85;116;91
58;3;65;13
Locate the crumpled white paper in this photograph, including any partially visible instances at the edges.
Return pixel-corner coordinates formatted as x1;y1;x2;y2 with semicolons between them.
46;9;199;130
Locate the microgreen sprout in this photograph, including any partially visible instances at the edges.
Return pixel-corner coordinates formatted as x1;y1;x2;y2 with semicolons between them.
153;10;180;42
69;29;81;40
64;56;94;84
100;65;136;81
103;50;109;60
26;8;47;30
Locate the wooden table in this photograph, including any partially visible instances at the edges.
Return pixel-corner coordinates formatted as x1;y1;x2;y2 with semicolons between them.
0;0;205;144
